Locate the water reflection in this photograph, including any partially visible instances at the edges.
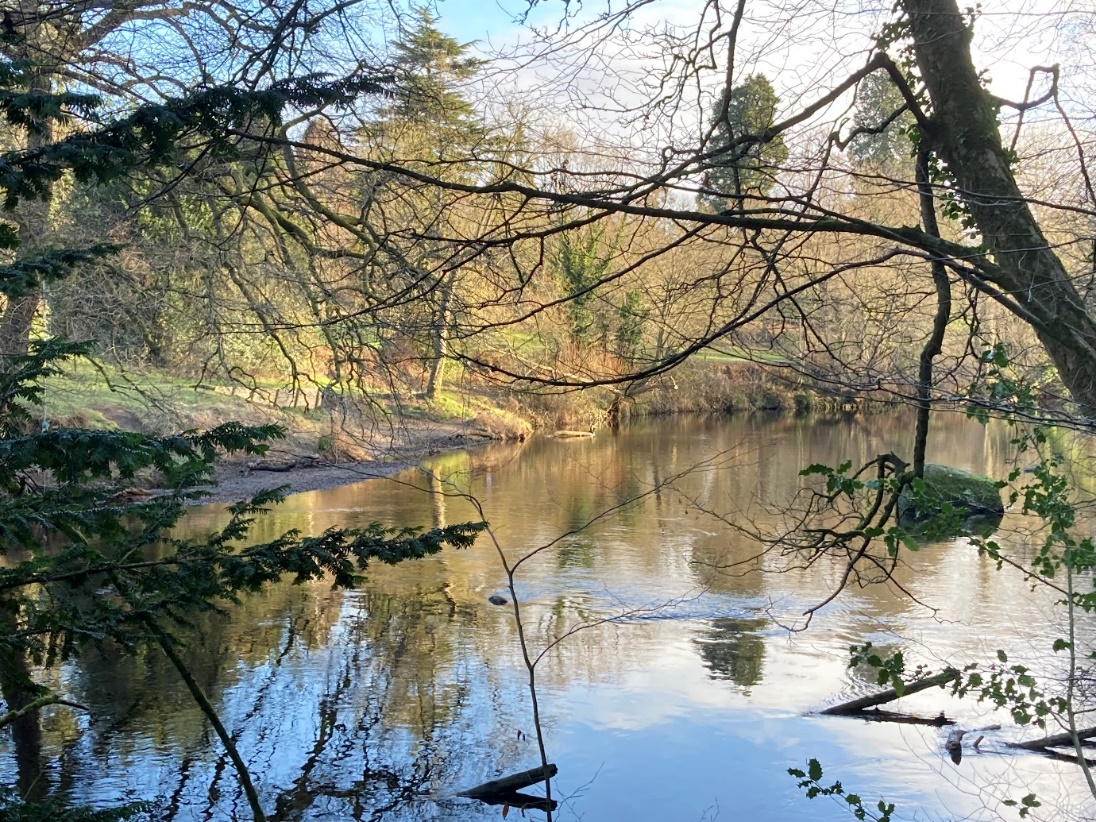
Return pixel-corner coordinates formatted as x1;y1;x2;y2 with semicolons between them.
2;411;1094;821
694;616;767;691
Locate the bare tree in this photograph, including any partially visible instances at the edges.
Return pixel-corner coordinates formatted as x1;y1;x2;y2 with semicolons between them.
0;0;392;364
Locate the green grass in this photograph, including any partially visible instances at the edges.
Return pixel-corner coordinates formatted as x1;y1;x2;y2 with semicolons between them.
38;362;291;432
692;347;788;364
36;362;534;445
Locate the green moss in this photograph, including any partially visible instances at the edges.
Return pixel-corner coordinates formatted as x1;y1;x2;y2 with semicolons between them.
900;463;1004;521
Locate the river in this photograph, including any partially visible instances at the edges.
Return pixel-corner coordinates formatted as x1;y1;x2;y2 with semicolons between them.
4;412;1094;821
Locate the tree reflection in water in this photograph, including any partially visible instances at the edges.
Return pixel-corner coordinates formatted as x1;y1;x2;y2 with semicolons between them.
693;617;768;692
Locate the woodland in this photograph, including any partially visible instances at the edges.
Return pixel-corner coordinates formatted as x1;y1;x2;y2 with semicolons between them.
0;0;1095;819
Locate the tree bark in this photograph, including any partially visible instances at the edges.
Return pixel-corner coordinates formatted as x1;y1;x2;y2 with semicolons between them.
425;272;454;399
902;0;1096;416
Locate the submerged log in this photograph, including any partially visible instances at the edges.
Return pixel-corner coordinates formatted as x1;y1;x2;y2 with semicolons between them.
945;728;966;752
1010;726;1096;752
551;430;595;439
843;708;954;727
820;669;959;716
458;764;558;798
464;791;559;812
945;728;967;764
1038;748;1096;768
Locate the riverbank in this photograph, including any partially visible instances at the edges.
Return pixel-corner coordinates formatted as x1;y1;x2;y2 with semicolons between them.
42;358;876;506
198;429;494;504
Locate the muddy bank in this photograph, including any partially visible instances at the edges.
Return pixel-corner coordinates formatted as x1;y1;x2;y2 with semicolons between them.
192;430;498;504
195;459;423;504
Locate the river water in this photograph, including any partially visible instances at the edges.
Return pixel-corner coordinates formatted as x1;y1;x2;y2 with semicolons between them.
4;412;1094;821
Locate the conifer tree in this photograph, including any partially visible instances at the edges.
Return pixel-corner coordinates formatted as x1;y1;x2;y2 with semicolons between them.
701;74;788;209
0;63;484;819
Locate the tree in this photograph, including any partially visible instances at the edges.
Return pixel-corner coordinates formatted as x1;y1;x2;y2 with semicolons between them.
388;7;485;136
848;70;914;173
701;74;788;209
0;0;389;365
901;0;1096;415
369;7;488;399
0;57;485;819
556;226;612;346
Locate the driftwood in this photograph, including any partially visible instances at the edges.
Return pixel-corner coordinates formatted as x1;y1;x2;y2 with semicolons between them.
551;430;595;439
1010;726;1096;752
458;764;557;799
245;460;297;474
821;669;959;716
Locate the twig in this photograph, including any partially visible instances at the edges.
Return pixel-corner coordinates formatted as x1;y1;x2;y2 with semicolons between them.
0;693;88;730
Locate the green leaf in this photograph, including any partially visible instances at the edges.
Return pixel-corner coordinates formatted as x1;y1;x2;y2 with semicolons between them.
807;758;823;782
1021;793;1040;807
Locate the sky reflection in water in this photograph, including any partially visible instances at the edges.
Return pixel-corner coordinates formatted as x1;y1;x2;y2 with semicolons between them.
3;412;1093;821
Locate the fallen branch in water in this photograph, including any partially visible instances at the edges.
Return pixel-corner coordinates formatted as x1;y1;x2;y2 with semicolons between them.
458;764;558;799
1010;727;1096;752
820;669;960;716
837;708;954;727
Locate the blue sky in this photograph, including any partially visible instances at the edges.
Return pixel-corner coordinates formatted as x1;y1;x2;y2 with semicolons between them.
432;0;530;45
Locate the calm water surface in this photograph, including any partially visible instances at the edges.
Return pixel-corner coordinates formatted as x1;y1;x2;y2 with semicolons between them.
5;413;1095;821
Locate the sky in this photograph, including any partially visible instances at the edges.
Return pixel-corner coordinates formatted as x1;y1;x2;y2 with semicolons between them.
427;0;1093;119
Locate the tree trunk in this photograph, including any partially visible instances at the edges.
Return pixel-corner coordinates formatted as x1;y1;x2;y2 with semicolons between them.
425;273;454;400
820;668;959;715
902;0;1096;416
0;69;54;369
458;764;558;798
913;147;951;478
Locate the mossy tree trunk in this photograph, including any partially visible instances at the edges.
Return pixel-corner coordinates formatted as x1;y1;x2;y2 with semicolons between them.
903;0;1096;417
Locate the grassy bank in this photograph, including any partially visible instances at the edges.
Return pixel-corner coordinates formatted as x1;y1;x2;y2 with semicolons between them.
37;357;866;463
27;357;892;500
38;362;533;461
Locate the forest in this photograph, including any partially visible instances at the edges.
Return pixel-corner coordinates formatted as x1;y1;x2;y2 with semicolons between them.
0;0;1095;819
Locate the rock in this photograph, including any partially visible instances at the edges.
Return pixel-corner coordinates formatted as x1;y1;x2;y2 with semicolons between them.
899;463;1004;521
945;728;967;752
488;594;509;606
